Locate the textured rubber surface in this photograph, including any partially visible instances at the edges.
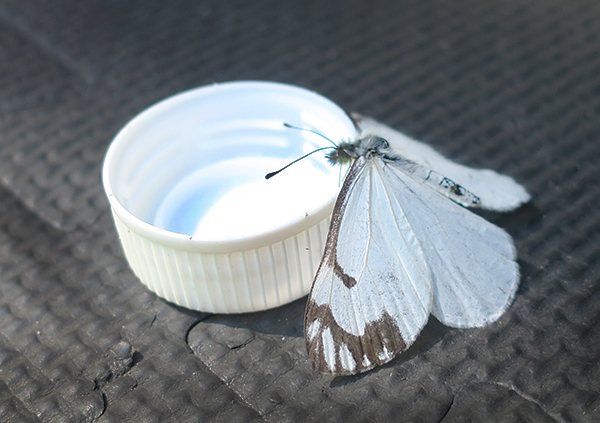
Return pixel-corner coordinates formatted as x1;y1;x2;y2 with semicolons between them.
1;0;599;421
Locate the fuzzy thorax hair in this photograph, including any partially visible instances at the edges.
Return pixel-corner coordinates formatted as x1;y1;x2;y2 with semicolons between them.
326;136;399;165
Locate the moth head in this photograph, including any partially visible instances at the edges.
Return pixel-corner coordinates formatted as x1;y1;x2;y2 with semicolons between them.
326;141;359;165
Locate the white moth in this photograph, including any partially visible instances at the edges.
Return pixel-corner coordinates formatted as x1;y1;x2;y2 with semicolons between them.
298;116;530;375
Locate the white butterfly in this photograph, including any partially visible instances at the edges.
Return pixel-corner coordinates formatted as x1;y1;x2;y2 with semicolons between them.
300;117;529;375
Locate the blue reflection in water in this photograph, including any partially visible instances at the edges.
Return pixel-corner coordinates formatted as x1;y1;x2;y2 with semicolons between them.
161;183;234;236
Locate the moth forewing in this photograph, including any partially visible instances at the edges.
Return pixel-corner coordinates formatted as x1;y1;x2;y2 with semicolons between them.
305;155;433;375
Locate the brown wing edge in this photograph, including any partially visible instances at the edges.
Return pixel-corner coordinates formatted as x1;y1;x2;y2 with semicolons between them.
305;301;407;375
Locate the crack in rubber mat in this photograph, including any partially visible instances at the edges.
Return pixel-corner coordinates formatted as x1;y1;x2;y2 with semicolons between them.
1;0;600;421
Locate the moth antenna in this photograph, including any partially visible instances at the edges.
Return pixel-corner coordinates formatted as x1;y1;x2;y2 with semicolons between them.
266;123;339;179
283;123;338;147
265;146;335;179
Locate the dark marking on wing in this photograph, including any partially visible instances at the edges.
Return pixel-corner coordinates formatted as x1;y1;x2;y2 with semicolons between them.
439;177;481;206
316;157;365;289
305;301;407;375
334;260;357;288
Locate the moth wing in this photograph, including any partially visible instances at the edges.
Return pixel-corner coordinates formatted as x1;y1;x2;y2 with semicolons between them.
382;159;520;328
356;115;531;212
390;157;482;209
306;157;433;375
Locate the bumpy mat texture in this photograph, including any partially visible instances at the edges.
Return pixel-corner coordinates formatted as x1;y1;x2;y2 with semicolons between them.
0;0;599;421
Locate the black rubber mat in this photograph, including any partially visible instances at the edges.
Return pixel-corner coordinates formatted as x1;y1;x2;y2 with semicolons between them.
1;0;599;421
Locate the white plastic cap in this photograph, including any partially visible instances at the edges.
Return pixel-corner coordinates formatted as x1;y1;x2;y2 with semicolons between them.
102;81;356;313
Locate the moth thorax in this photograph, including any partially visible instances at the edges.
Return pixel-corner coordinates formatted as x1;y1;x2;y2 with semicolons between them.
327;136;394;165
360;136;389;152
